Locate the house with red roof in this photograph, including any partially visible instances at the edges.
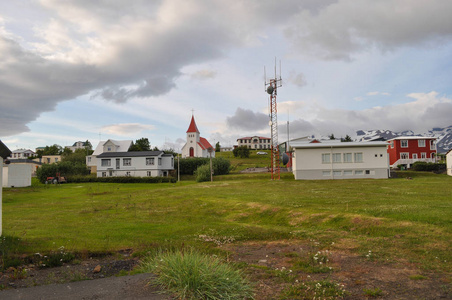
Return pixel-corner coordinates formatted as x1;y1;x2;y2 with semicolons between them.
237;136;271;150
181;115;215;158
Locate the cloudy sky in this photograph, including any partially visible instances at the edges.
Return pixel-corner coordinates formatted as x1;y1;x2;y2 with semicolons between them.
1;0;451;151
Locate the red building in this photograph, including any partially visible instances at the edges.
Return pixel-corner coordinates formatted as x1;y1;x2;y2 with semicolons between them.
387;136;436;168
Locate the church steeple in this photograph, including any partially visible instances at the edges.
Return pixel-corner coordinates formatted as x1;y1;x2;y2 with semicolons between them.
186;115;200;133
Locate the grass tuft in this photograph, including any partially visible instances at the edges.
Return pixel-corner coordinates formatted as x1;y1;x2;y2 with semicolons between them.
141;249;254;299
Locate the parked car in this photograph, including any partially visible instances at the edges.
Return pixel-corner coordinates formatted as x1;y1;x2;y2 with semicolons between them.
257;152;268;155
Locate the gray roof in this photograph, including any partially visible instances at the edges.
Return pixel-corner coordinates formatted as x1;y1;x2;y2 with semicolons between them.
291;141;388;149
97;151;163;158
0;140;11;158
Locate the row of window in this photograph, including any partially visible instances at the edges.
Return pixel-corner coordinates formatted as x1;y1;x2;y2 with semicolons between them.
101;171;167;177
238;139;270;144
322;152;364;164
322;170;371;176
399;152;434;159
391;139;435;149
101;157;167;167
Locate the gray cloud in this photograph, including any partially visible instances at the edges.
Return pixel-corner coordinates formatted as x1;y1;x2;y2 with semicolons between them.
226;108;269;131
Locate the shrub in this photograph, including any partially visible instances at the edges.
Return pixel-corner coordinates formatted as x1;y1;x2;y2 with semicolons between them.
194;164;211;182
176;157;231;175
66;175;176;184
212;157;231;175
36;161;89;183
412;161;445;172
233;146;250;158
141;249;254;300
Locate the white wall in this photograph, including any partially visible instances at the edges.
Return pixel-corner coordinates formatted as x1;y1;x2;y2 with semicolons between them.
3;164;32;187
292;145;389;180
447;151;452;176
96;155;174;177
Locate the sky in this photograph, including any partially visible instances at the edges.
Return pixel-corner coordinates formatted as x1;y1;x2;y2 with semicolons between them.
1;0;452;152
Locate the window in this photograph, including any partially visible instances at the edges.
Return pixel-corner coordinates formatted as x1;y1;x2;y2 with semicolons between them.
354;152;363;163
147;171;152;176
343;170;353;176
55;158;58;162
401;140;408;148
171;158;174;167
332;153;341;163
421;153;426;159
158;158;162;165
322;153;331;163
365;170;370;174
430;140;435;150
101;159;111;167
355;170;363;175
146;158;155;165
418;140;425;147
333;170;342;176
126;171;131;176
322;171;331;176
123;158;131;166
87;157;91;162
390;141;394;148
412;154;418;159
102;172;107;177
343;153;352;163
401;153;409;159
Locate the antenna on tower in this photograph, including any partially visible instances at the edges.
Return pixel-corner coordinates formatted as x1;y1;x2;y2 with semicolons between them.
264;58;283;180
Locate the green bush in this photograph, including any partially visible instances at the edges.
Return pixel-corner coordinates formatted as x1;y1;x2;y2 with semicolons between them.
233;146;250;158
176;157;230;175
141;249;254;300
66;175;176;184
36;161;89;183
412;161;445;172
194;164;211;182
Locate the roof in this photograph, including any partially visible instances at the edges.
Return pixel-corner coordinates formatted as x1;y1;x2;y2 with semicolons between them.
387;136;436;141
92;140;133;155
237;136;270;140
186;115;200;133
11;149;35;154
0;140;12;158
198;137;213;150
291;141;388;149
97;151;163;158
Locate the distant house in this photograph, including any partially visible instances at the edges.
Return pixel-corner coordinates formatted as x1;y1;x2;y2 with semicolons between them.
387;136;436;168
181;115;215;158
9;149;35;160
291;141;389;180
0;140;12;236
96;151;174;177
237;136;271;150
86;140;133;173
446;149;452;176
220;146;233;152
38;155;61;164
66;141;89;152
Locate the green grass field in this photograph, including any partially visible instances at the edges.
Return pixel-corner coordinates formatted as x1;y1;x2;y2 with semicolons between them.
2;163;452;274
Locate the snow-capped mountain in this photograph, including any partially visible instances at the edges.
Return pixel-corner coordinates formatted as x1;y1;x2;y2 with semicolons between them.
355;126;452;153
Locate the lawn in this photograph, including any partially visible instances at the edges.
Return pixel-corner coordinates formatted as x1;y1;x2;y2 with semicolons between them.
2;170;451;274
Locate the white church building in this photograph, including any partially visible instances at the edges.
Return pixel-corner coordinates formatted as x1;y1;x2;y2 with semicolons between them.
181;115;215;158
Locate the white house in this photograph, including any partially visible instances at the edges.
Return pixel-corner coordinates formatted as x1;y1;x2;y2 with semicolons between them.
291;141;389;180
66;141;89;152
96;151;174;177
237;136;271;150
8;149;35;160
0;140;12;236
87;139;133;173
446;149;452;176
181;115;215;158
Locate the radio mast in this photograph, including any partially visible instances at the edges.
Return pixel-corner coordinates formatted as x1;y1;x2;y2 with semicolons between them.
264;59;282;180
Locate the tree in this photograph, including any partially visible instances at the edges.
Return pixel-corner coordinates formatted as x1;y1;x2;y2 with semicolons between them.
42;144;63;155
129;138;151;151
215;142;221;152
233;146;250;158
329;134;335;140
341;135;353;142
62;148;89;165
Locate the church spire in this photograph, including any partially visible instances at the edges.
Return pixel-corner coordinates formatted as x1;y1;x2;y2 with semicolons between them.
186;115;200;133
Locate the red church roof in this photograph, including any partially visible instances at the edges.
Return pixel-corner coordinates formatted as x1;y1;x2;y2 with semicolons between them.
198;137;213;150
186;115;200;133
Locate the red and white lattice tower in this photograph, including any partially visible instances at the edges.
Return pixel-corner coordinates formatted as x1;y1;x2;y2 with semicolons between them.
265;61;282;180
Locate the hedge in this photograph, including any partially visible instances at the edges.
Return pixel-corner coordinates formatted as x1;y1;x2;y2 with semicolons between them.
411;161;446;172
65;175;176;183
176;157;231;175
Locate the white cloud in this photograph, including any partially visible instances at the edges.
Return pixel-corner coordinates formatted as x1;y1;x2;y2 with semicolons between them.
101;123;155;136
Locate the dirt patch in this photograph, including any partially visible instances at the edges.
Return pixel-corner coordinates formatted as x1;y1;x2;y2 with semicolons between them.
1;242;451;299
222;240;451;299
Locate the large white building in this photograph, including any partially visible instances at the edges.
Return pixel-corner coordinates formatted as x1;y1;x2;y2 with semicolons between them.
181;115;215;158
96;151;174;177
291;141;389;180
8;149;35;160
236;136;271;150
